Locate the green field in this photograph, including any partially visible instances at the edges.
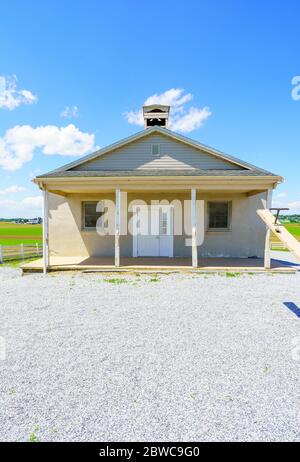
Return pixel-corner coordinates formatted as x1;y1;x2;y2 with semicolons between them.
285;223;300;237
0;222;42;245
271;222;300;243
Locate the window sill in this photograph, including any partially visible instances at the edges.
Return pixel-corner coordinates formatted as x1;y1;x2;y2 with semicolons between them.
81;228;97;232
81;228;110;234
206;229;232;234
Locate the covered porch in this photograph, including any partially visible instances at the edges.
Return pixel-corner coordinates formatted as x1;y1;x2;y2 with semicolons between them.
35;175;281;274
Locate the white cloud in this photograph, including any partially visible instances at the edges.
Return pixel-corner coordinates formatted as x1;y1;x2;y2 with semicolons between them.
170;107;212;132
0;195;42;218
144;88;193;111
0;124;97;171
22;196;43;208
273;196;300;213
125;88;211;133
287;201;300;213
0;75;37;110
0;185;26;195
125;110;144;126
60;105;79;118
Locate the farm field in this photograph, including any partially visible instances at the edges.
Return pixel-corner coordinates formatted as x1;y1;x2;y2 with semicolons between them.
0;222;42;245
271;223;300;243
285;223;300;237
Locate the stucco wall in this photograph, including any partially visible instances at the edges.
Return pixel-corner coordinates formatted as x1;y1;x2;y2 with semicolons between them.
48;191;267;259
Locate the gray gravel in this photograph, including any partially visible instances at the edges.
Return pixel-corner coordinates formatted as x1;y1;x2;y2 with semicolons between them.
0;265;300;442
272;250;300;267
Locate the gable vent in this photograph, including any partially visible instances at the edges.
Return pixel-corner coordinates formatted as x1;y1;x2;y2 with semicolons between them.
151;143;161;156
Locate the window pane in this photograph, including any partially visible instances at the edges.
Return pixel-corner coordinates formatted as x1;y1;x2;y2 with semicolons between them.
84;203;104;228
160;211;168;235
85;214;98;228
209;202;229;229
85;203;97;214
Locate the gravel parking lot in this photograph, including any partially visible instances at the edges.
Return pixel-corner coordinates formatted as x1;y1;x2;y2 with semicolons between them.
0;265;300;442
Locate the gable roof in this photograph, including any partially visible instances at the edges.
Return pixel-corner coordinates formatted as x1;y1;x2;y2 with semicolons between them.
36;126;280;179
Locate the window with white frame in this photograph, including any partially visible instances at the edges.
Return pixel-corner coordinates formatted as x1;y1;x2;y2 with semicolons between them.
83;202;105;229
208;201;231;231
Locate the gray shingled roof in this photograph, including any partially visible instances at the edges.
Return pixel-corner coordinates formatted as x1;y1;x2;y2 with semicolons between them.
36;169;278;179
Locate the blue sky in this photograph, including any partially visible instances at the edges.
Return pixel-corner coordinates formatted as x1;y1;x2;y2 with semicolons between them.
0;0;300;217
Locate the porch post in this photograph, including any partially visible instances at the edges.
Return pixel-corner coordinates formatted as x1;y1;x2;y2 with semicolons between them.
264;188;273;269
191;188;198;268
42;188;49;275
115;188;121;267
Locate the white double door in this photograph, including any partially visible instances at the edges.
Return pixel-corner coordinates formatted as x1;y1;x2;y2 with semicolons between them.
133;205;174;257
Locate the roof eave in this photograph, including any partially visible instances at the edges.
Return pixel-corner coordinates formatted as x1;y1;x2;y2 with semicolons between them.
34;174;283;183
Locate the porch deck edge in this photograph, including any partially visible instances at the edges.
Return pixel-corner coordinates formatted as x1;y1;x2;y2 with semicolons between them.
21;264;297;274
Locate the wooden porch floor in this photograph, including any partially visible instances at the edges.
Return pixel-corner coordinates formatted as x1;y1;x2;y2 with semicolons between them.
21;256;297;273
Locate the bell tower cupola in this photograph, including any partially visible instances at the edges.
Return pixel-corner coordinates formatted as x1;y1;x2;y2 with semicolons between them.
143;104;170;129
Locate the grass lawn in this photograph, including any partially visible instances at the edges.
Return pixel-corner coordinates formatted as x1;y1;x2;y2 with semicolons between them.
2;257;40;268
0;238;43;245
285;223;300;237
0;222;42;245
271;223;300;243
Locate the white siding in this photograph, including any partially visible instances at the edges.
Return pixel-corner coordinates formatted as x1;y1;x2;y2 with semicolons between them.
72;133;244;171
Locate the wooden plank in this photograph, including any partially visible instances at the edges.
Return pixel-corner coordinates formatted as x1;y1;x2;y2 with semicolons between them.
2;247;41;253
258;209;300;261
271;242;287;250
3;247;41;252
4;251;40;255
3;251;38;256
